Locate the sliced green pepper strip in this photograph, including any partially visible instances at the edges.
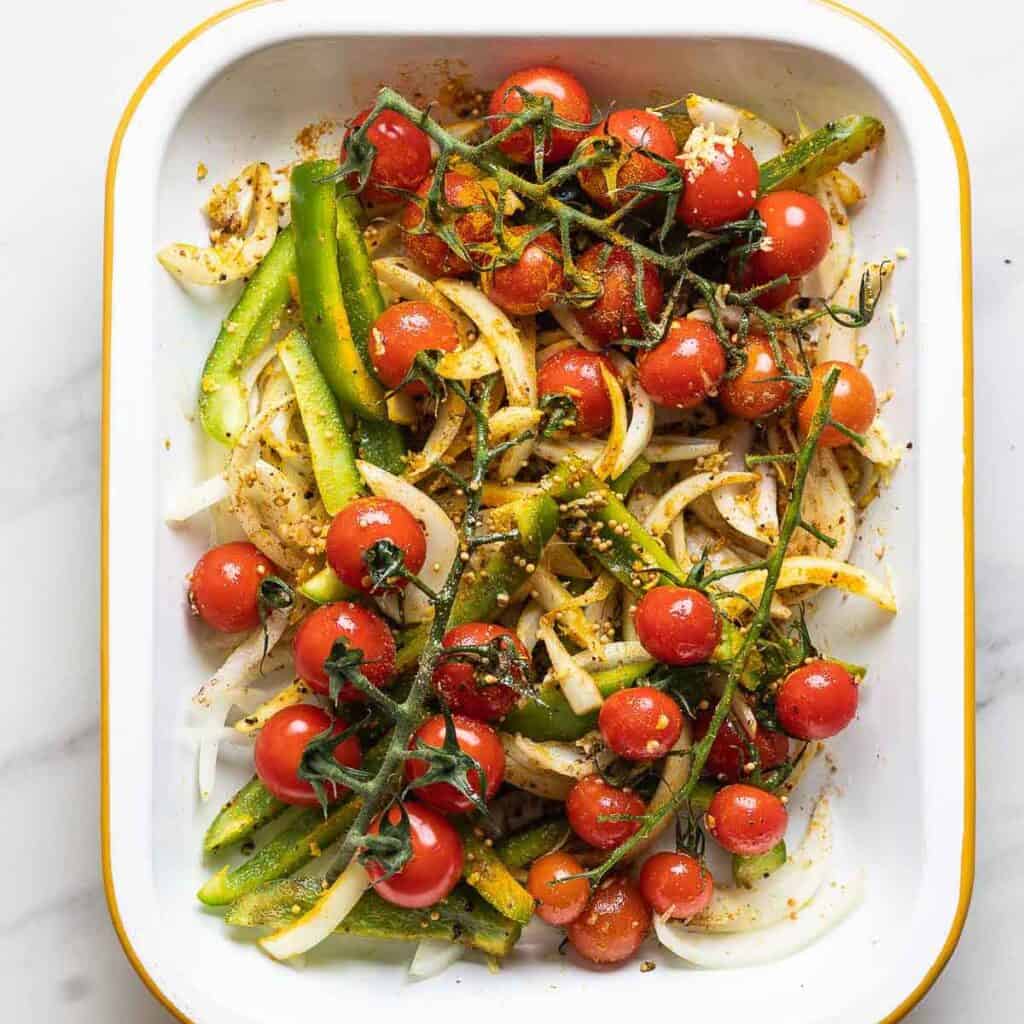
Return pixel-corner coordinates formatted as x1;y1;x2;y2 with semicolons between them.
458;822;534;925
198;228;295;445
298;565;356;604
495;818;570;870
202;775;287;856
733;840;787;887
610;456;651;497
758;115;885;194
355;417;408;475
689;780;717;814
278;329;363;515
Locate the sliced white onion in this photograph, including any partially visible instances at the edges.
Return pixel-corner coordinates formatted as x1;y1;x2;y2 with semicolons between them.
515;600;544;654
790;446;856;562
644;436;720;462
591;366;628;480
511;734;599;779
644;470;758;539
193;609;290;707
608;352;655;478
856;417;903;469
436;339;500;380
625;719;692;861
196;694;234;802
535;438;603;464
166;474;230;525
404;392;467;483
372;257;471;333
500;733;575;799
572;640;652;673
710;420;778;549
538;619;603;714
710;676;759;740
550;303;601;351
804;176;853;302
536;338;577;365
685;94;786;162
530;568;602;653
409;939;464;980
541;542;593;580
233;679;310;735
621;591;638;641
489;406;542;441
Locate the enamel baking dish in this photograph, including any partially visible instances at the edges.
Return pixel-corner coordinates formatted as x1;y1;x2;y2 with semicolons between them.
101;2;974;1021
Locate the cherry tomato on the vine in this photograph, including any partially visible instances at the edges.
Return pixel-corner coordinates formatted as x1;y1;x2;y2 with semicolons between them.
566;875;651;965
254;705;362;808
365;802;464;909
527;851;590;926
706;783;788;857
675;139;759;231
797;360;877;447
482;228;565;315
637;319;727;410
718;337;800;420
566;776;645;851
404;714;505;814
188;541;277;634
745;190;832;284
488;66;593;165
343;109;433;206
293;601;396;698
537;347;619;435
693;709;790;783
598;686;684;761
634;586;721;666
369;300;459;394
776;658;859;740
638;851;714;919
574;243;664;345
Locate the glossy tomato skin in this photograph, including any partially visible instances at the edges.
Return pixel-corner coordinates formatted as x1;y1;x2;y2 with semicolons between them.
637;319;727;410
488;66;592;164
574;243;664;345
254;705;362;808
188;542;276;634
402;172;493;277
365;802;464;909
707;783;788;857
638;851;714;919
566;776;645;851
343;109;433;205
433;622;529;722
404;714;505;814
635;586;721;666
369;301;459;394
797;361;877;447
719;338;799;420
293;601;396;699
482;228;565;315
598;687;684;761
537;347;618;435
776;659;859;740
325;496;427;594
578;109;677;210
567;875;651;965
746;191;832;283
694;709;790;782
676;139;759;231
527;852;590;925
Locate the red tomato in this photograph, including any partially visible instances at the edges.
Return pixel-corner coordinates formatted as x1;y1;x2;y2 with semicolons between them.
293;601;396;699
432;622;530;722
537;347;618;435
637;319;727;410
188;542;277;634
566;875;651;964
693;709;790;782
343;109;433;205
578;109;677;210
634;586;721;666
574;243;664;345
638;851;714;919
706;784;788;857
718;337;800;420
404;714;505;814
488;66;592;164
325;496;427;594
401;172;494;277
365;802;464;909
527;851;591;925
369;301;459;394
745;191;832;283
566;776;645;851
482;228;565;315
797;361;877;448
776;659;859;740
254;705;362;808
676;139;759;231
598;687;684;761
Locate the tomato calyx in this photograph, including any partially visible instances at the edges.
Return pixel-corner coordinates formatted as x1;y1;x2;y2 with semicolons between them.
538;390;580;437
358;801;415;880
296;715;373;814
322;634;392;707
435;632;536;702
256;574;294;664
362;537;437;601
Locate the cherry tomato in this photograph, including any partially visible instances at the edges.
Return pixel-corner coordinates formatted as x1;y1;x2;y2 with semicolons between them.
402;172;494;277
718;337;800;420
637;319;727;410
598;687;684;761
293;601;396;698
536;347;618;435
254;705;362;808
676;139;759;231
745;190;831;284
706;783;788;857
566;875;651;964
369;301;459;394
634;586;721;666
432;622;530;722
797;361;877;448
404;714;505;814
527;851;591;925
488;66;592;164
577;109;677;210
482;228;565;315
776;659;859;740
343;109;433;205
638;851;714;919
566;776;645;851
574;243;664;345
693;709;790;783
365;802;464;909
325;496;427;594
188;541;277;634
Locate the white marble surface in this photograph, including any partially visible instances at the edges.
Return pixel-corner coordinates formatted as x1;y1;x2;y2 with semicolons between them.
0;1;1016;1019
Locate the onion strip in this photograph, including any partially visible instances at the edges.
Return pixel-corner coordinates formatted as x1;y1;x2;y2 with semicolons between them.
538;619;603;714
644;471;758;538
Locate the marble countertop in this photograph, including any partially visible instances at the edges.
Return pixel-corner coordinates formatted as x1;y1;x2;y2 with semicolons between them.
0;1;1015;1019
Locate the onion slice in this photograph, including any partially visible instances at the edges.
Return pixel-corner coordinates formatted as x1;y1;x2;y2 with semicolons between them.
538;619;603;714
608;352;655;478
685;94;786;162
436;339;500;380
550;303;601;351
501;733;575;799
511;734;600;779
409;939;464;980
591;366;628;480
515;600;544;654
233;680;309;735
644;436;721;462
193;609;290;707
644;470;758;538
804;175;853;302
572;640;652;672
625;719;692;861
404;393;466;483
530;568;602;653
166;474;230;525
